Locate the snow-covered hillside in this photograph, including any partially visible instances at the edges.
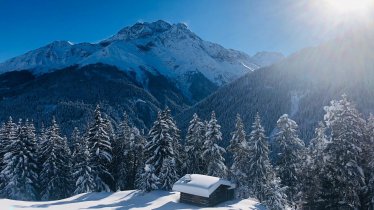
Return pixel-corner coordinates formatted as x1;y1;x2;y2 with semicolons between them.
1;190;264;210
0;20;283;101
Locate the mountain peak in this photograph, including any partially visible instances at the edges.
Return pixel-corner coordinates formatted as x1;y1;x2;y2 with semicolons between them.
46;40;74;48
111;20;173;41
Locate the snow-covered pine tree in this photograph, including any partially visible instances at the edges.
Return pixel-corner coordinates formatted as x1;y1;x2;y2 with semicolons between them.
0;117;18;194
246;113;275;202
73;132;95;194
35;122;48;197
0;119;38;200
0;117;17;168
0;123;5;178
159;157;178;190
144;111;178;191
321;95;366;209
274;114;305;204
71;127;82;159
0;122;5;163
301;121;328;207
366;114;374;209
162;108;184;175
25;119;36;144
263;177;288;210
227;114;250;198
86;105;113;192
185;113;206;174
203;111;227;178
40;117;72;200
368;156;374;209
137;164;160;192
112;112;131;191
103;113;115;144
127;126;146;189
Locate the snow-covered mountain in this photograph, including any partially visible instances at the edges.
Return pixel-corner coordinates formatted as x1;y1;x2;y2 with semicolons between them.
0;20;283;102
177;27;374;145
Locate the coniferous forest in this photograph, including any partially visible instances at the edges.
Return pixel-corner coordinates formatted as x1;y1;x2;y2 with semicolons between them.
0;95;373;210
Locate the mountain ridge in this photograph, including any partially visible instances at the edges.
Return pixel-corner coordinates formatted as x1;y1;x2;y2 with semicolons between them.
0;20;283;103
177;28;374;144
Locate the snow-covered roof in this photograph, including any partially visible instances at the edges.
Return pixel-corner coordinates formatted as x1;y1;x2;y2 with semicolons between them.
172;174;235;198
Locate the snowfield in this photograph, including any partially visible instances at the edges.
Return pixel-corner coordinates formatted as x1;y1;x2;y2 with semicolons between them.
0;190;264;210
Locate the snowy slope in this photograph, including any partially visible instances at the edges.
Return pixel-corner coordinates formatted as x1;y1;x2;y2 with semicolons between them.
0;190;264;210
0;20;283;101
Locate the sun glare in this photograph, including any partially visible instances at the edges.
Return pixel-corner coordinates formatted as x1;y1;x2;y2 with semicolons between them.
323;0;374;17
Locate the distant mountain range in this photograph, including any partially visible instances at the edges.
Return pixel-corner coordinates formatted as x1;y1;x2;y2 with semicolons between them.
0;20;282;103
0;20;283;135
177;28;374;144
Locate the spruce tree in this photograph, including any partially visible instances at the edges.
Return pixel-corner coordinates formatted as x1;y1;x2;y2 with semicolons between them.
112;112;131;191
73;133;95;194
263;177;288;210
0;120;38;200
274;114;305;204
86;105;113;192
137;164;160;192
203;111;227;178
40;118;72;200
35;123;48;198
71;127;82;159
159;157;178;190
185;113;205;174
127;126;146;189
143;111;178;191
247;113;274;201
366;114;374;209
227;114;250;198
0;118;17;194
162;108;183;175
321;95;366;208
301;122;328;207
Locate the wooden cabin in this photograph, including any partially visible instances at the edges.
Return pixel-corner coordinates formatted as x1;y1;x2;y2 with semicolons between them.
172;174;235;207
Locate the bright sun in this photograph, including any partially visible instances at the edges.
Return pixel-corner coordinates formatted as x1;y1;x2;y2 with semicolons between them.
324;0;374;17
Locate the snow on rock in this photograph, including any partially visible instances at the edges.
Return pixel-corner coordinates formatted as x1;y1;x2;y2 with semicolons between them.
0;190;264;210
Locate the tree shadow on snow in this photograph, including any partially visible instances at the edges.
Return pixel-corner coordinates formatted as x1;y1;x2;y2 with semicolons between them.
20;192;113;208
87;190;172;210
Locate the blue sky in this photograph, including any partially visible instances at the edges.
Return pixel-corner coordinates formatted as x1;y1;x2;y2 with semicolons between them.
0;0;364;62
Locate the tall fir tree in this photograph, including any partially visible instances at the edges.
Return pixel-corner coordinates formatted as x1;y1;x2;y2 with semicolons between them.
73;131;95;195
0;120;38;200
185;113;206;174
227;114;250;198
137;164;160;192
247;113;275;202
274;114;305;204
366;114;374;209
112;112;131;191
301;122;328;207
321;95;366;209
162;108;184;175
159;157;178;191
203;111;227;178
263;177;288;210
71;127;82;159
0;118;17;194
86;105;113;192
143;110;179;191
127;126;146;189
40;118;72;200
35;122;48;197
